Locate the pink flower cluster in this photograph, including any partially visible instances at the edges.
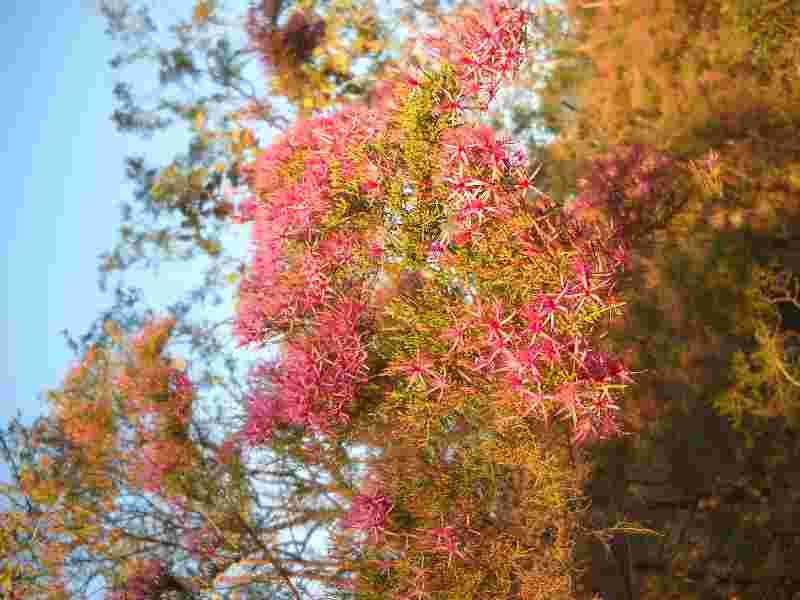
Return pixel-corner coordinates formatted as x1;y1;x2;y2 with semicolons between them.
438;124;528;244
130;438;192;493
436;287;631;444
119;365;193;480
115;319;193;431
421;97;632;444
418;525;467;565
233;7;637;590
234;105;386;346
424;0;529;105
571;143;676;231
243;299;370;441
109;319;197;492
236;0;540;446
341;491;394;543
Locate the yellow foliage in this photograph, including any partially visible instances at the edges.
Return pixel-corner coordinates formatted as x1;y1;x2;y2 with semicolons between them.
249;0;388;114
194;109;206;131
192;0;214;25
547;0;800;158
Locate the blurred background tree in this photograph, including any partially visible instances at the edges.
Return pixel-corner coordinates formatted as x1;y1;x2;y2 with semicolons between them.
532;1;800;598
1;320;359;599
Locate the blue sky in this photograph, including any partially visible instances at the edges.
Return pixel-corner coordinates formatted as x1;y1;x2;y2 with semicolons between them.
0;1;231;428
2;1;130;426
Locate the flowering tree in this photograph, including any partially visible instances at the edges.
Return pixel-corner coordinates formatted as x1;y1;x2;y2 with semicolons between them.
0;318;352;599
2;2;643;599
233;1;633;597
10;1;800;599
95;0;439;288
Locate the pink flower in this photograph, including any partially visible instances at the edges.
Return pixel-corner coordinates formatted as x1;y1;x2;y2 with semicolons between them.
579;350;632;385
131;439;191;492
368;241;384;260
318;232;355;265
233;196;258;223
532;288;571;330
572;416;598;446
572;394;623;446
243;300;369;441
386;352;437;386
471;299;513;345
420;524;466;565
342;491;393;542
552;382;586;429
572;258;592;290
533;337;561;365
243;386;284;445
500;345;541;381
611;242;630;270
425;0;529;105
520;302;545;335
441;320;471;355
185;526;223;559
